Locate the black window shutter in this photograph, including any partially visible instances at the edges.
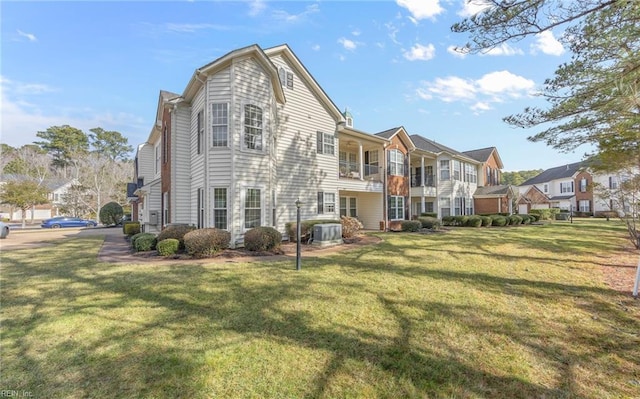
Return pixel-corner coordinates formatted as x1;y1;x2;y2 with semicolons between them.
317;192;323;214
316;132;323;154
387;150;391;175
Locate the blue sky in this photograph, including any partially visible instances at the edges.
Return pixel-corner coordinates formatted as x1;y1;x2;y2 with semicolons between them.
1;0;586;171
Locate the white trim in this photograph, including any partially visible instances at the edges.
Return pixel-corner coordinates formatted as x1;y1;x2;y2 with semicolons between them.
241;185;265;231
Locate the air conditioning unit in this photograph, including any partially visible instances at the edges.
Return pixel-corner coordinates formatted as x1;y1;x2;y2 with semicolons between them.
312;223;343;247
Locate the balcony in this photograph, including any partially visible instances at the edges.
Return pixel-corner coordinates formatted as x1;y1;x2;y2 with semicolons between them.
410;174;435;187
338;163;383;192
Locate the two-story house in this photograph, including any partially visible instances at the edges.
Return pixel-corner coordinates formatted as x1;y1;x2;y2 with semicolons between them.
518;162;585;213
462;147;517;215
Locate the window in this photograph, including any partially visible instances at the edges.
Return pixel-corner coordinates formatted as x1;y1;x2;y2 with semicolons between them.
279;67;294;90
317;192;335;214
163;192;169;226
272;190;277;227
465;163;477;183
543;184;549;193
197;188;204;229
425;201;434;213
339;151;358;175
560;181;574;193
579;200;590;213
389;149;405;176
440;160;450;180
245;188;261;228
389;196;405;220
465;198;474;215
340;197;357;217
286;71;294;89
278;67;286;86
316;131;335;155
211;103;228;147
213;188;227;230
197;110;204;154
609;176;618;189
244;104;263;150
454;197;463;216
155;144;160;174
440;197;451;217
162;125;168;164
453;160;461;181
346;117;353;127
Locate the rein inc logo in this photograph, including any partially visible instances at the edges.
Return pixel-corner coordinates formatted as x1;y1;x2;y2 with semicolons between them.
0;391;32;397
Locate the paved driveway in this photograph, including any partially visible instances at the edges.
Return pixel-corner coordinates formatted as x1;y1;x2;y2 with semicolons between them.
0;226;123;251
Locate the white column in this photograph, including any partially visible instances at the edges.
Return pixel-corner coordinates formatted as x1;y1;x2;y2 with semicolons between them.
420;156;425;186
358;141;364;180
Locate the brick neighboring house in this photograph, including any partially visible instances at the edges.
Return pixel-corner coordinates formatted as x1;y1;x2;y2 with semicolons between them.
517;185;551;214
462;147;517;215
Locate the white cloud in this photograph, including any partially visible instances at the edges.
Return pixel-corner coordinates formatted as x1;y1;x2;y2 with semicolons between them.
311;44;320;51
403;43;435;61
164;23;228;33
531;31;565;56
447;45;467;59
17;30;37;42
416;70;536;111
476;70;535;97
458;0;493;18
385;21;401;45
352;29;361;36
338;37;358;51
482;43;524;56
248;0;267;17
396;0;444;21
272;3;319;24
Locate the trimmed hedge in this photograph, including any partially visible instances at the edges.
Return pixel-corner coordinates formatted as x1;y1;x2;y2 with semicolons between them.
420;212;438;218
491;215;508;227
134;233;157;252
401;220;422;232
454;215;469;226
184;228;230;258
530;208;560;220
244;226;282;252
480;216;492;227
467;215;482;228
100;201;123;226
157;238;179;256
157;224;196;250
123;221;141;236
418;216;441;230
442;216;456;226
508;215;523;225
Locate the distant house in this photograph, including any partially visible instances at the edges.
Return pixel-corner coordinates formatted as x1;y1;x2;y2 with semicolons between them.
517;185;551;214
0;175;76;220
462;147;516;215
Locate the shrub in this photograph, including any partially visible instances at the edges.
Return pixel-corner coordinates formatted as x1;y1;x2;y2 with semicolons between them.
508;215;523;225
123;221;140;236
134;233;157;252
420;212;438;218
467;216;482;228
527;213;540;222
157;224;196;250
130;232;146;247
454;215;469;226
184;228;230;258
244;226;283;252
418;216;441;230
401;220;422;232
530;208;560;221
341;216;363;238
157;238;179;256
491;215;508;227
442;216;456;226
480;215;492;227
595;211;617;220
520;214;532;225
99;202;124;226
286;219;341;242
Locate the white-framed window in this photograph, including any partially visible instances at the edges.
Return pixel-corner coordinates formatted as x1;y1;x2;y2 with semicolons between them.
155;144;160;174
211;103;228;147
197;188;205;229
440;160;450;180
579;200;590;213
197;110;204;154
316;131;335;155
465;198;474;215
543;183;549;193
389;196;405;220
440;197;451;217
278;67;293;89
453;160;461;181
272;190;277;227
425;201;434;213
243;104;263;150
245;188;261;229
389;149;405;176
365;150;379;176
213;188;227;230
162;125;168;164
340;197;357;217
465;163;477;183
317;192;335;214
609;176;618;189
339;151;358;175
454;197;463;216
163;192;169;226
560;181;574;193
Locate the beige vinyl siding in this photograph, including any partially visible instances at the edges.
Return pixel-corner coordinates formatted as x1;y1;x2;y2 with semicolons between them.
190;87;206;224
207;67;233;187
172;104;192;224
269;54;340;231
137;144;155;180
341;191;383;231
145;179;162;234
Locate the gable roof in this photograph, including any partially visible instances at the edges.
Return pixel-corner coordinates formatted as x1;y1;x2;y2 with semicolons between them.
411;134;477;163
264;44;344;124
182;44;285;105
463;147;504;169
520;161;586;186
375;127;415;151
473;185;517;198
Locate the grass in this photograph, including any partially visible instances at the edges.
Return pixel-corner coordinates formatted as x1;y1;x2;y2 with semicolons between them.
1;219;639;398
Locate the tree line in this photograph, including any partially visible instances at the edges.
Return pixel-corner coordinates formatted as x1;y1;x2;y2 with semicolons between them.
0;125;134;226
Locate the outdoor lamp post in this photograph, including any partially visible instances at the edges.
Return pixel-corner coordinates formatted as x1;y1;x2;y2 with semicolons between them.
295;198;302;271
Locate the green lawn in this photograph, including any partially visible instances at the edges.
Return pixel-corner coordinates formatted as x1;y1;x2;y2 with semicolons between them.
1;220;639;398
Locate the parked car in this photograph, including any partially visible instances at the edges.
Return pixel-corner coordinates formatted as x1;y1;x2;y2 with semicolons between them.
41;217;97;229
0;221;9;238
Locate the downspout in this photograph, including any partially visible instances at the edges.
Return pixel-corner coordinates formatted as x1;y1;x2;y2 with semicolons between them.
197;70;210;228
229;62;237;247
382;141;389;231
